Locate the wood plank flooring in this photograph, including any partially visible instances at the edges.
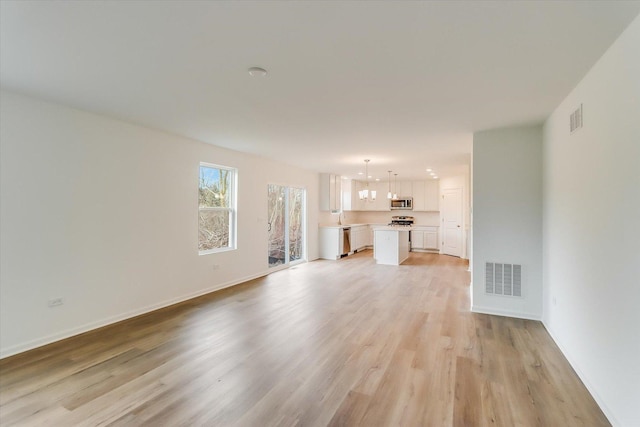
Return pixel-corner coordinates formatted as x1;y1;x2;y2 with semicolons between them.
0;251;609;426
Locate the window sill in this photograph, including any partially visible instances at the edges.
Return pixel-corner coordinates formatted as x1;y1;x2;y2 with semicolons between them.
199;247;236;256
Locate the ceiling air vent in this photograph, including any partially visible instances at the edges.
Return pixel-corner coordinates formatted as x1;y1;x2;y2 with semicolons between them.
570;104;583;134
485;262;522;297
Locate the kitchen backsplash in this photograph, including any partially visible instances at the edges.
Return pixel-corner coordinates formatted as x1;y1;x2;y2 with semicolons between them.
319;210;440;227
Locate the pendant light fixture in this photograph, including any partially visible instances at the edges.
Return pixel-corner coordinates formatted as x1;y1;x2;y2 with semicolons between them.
387;171;393;199
370;160;377;201
358;159;376;202
393;173;398;199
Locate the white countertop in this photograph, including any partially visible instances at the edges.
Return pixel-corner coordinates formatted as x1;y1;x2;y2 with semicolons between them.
373;226;412;232
373;226;439;231
320;224;438;231
320;223;438;229
318;223;369;229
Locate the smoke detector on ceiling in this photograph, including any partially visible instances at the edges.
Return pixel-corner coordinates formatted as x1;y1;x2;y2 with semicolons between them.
248;67;268;77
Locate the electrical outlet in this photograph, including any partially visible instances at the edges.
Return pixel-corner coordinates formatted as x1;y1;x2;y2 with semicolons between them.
48;297;64;307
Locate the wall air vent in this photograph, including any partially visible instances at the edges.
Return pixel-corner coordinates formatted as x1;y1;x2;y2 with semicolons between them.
570;104;583;134
485;262;522;297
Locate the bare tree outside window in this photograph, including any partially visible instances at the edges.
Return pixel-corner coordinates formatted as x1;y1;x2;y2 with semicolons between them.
199;164;236;252
268;184;286;266
288;187;304;262
268;184;305;267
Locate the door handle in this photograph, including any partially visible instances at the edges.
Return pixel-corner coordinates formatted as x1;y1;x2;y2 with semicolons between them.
457;225;461;228
268;222;272;232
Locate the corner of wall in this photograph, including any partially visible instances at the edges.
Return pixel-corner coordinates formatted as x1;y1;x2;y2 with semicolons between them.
472;125;543;320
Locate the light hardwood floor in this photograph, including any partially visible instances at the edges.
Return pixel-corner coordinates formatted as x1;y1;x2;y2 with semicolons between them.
0;251;609;426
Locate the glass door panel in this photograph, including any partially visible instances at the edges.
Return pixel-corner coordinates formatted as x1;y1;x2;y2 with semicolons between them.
268;184;286;268
268;184;305;268
289;187;304;263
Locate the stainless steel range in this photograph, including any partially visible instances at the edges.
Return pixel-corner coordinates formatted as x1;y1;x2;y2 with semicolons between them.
389;216;414;226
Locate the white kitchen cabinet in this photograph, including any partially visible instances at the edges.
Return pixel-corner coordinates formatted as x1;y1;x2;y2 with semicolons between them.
374;228;410;265
321;225;370;256
411;230;425;250
424;230;438;249
343;179;365;212
319;226;353;259
351;226;359;250
410;226;439;251
346;180;359;211
319;173;341;212
373;181;390;211
351;225;371;251
398;181;413;198
358;182;372;211
412;180;426;211
424;180;439;211
409;179;439;211
358;227;368;250
342;178;353;211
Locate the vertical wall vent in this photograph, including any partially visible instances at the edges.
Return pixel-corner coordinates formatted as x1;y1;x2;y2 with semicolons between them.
570;104;583;134
485;262;522;297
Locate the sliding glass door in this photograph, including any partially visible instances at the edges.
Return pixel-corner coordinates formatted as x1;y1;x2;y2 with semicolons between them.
288;187;304;263
268;184;305;268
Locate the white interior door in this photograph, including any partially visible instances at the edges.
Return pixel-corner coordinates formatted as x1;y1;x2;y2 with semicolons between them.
442;188;463;257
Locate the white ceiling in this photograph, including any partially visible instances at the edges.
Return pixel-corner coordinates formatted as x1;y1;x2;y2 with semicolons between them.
2;1;639;181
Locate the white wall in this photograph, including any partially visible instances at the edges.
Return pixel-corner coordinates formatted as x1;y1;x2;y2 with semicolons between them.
542;15;640;427
472;126;543;320
0;91;319;358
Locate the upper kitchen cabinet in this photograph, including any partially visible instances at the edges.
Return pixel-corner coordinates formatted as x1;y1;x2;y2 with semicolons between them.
398;181;413;198
342;178;353;211
424;180;439;211
348;180;365;211
343;179;365;211
341;177;438;212
372;181;391;211
410;179;440;211
319;173;341;212
412;181;426;210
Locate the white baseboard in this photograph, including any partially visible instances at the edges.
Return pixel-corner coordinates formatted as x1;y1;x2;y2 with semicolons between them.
542;322;618;427
0;271;268;359
471;305;542;321
409;248;439;253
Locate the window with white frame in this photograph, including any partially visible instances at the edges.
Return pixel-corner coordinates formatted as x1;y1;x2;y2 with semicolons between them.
198;163;236;253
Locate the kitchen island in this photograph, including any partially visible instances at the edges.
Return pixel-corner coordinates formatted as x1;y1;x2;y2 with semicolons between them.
373;226;410;265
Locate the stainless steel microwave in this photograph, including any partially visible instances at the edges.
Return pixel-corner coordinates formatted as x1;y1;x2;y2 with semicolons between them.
390;197;413;210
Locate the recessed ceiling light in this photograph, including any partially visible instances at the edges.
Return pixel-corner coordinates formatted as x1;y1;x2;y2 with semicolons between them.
426;168;432;172
430;172;435;176
248;66;268;77
368;175;372;179
358;172;364;175
433;176;438;179
375;178;380;181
